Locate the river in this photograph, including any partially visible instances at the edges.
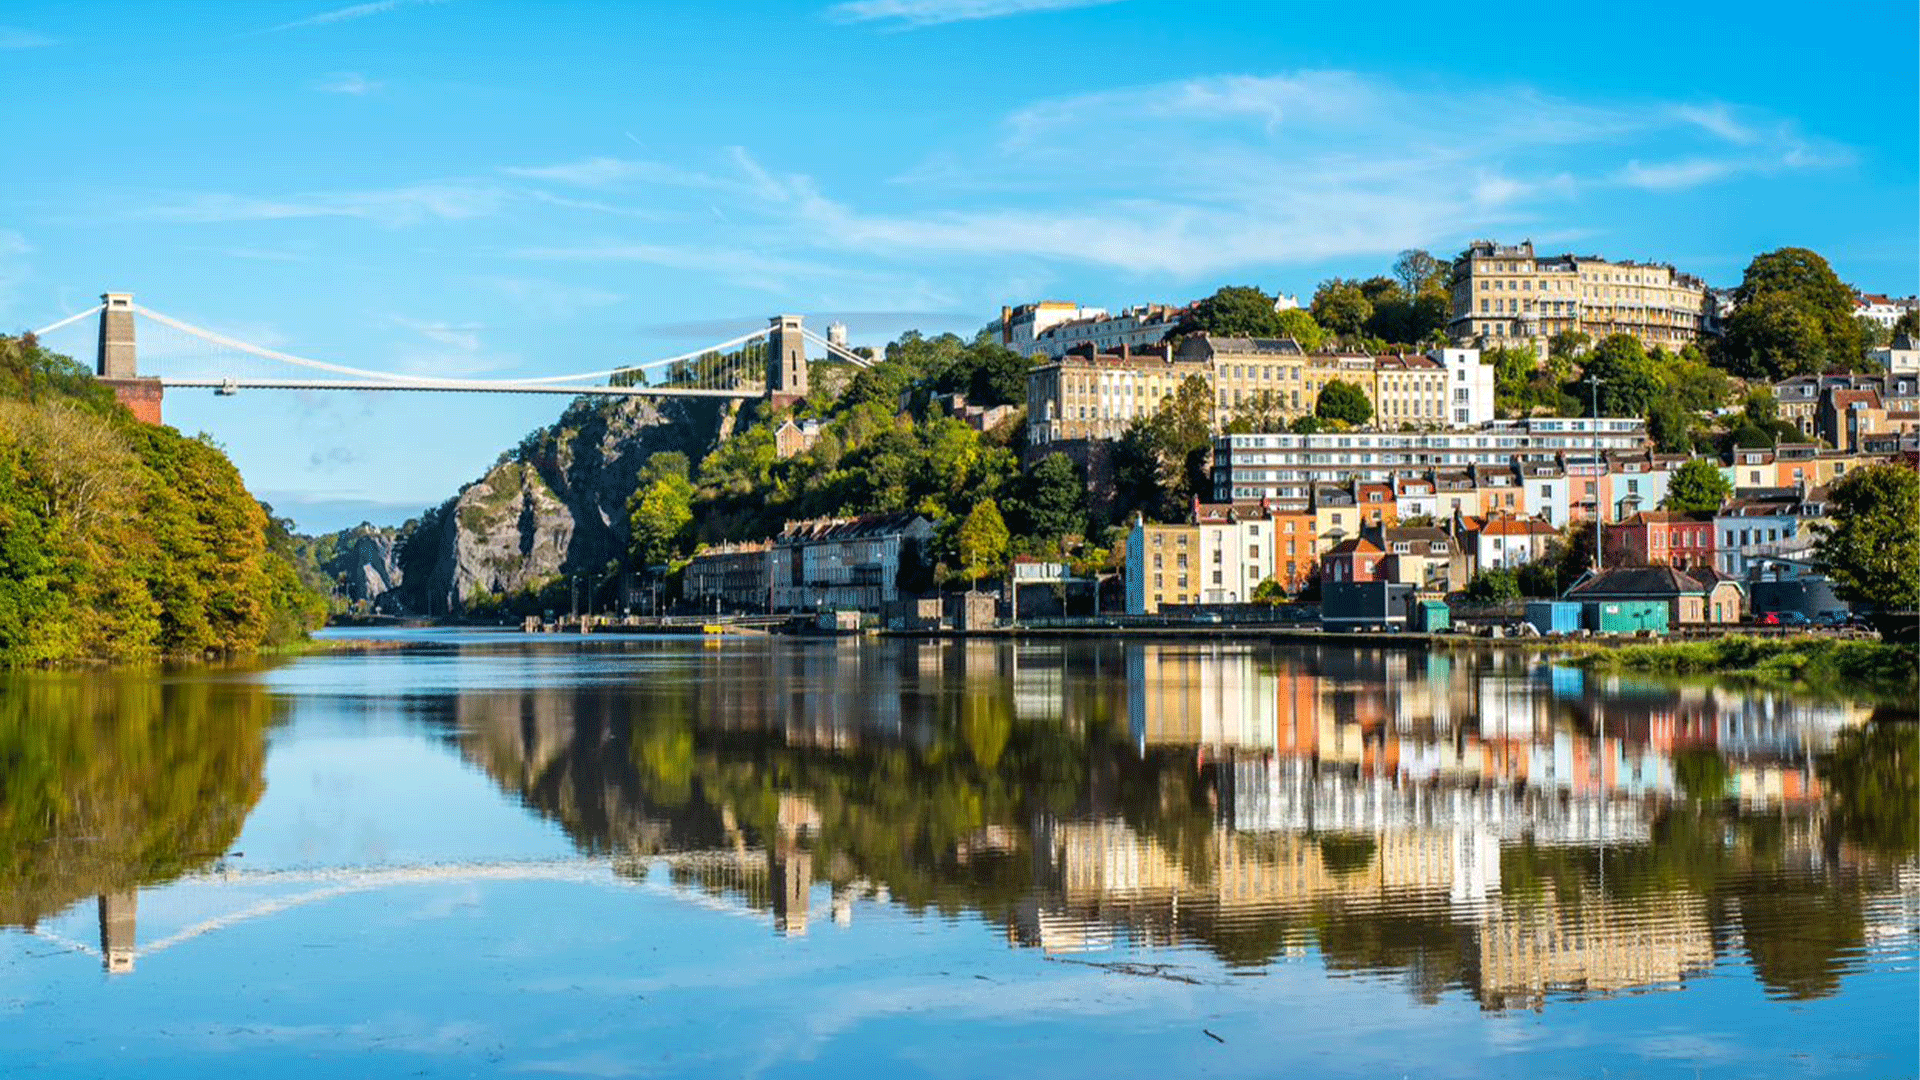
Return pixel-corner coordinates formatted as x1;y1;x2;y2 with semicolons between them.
2;630;1915;1078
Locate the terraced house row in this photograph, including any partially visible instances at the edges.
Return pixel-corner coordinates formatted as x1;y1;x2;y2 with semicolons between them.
1026;337;1495;445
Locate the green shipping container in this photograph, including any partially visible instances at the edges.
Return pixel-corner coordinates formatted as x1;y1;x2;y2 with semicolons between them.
1586;599;1668;635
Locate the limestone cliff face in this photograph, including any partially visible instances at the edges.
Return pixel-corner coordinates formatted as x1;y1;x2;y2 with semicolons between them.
406;395;728;612
334;526;403;609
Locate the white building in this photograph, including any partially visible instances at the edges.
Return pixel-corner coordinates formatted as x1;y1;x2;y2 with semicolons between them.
1000;301;1108;357
1868;335;1919;375
1030;303;1185;359
1435;346;1497;427
1856;293;1918;331
769;513;935;613
1212;418;1647;503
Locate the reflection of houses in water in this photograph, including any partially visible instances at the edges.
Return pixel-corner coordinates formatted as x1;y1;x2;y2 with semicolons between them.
1022;812;1720;1009
1116;642;1861;809
1476;890;1715;1009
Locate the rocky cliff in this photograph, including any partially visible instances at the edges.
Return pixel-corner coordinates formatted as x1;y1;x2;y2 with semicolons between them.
397;394;731;613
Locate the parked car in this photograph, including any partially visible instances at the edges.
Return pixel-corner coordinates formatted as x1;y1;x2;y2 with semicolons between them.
1812;610;1853;628
1754;611;1781;626
1774;610;1812;628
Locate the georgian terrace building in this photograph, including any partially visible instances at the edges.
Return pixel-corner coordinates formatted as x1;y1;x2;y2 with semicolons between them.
1026;338;1495;448
1449;239;1715;356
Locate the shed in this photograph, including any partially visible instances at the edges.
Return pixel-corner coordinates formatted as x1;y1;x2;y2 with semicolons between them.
1585;599;1669;635
1525;600;1581;636
1415;600;1451;633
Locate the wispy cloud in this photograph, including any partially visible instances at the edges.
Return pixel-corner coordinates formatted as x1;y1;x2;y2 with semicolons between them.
315;71;383;95
1615;157;1741;191
255;0;446;35
482;278;623;320
0;26;54;48
143;183;507;227
620;71;1848;278
825;0;1119;27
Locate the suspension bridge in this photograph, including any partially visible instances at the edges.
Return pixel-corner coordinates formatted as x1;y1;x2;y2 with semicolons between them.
28;293;875;424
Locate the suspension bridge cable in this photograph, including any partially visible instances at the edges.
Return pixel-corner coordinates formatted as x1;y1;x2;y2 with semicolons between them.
513;328;772;384
29;304;105;338
135;305;453;385
797;327;876;368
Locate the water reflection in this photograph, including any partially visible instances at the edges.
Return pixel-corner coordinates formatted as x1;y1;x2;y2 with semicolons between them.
0;670;278;972
426;639;1916;1009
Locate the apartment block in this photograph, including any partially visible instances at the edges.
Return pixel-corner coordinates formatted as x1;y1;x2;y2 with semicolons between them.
1211;418;1647;504
1449;239;1714;355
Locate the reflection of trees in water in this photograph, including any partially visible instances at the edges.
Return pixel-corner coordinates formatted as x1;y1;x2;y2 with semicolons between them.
1822;721;1917;858
0;671;276;928
445;642;1917;1009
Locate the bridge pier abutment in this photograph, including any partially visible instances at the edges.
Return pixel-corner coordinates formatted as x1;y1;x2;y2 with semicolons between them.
96;292;164;424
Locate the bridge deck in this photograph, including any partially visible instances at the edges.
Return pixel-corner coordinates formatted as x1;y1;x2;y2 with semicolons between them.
161;378;760;398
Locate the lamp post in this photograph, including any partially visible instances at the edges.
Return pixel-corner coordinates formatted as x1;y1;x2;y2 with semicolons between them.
1583;373;1608;572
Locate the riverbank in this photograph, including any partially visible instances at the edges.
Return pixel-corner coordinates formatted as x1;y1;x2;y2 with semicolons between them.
1554;635;1918;700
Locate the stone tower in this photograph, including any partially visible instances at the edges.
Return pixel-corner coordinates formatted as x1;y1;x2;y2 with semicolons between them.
98;292;136;378
768;314;807;407
95;292;165;424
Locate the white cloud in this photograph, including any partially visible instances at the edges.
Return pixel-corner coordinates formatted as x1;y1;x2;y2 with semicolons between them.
482;278;623;320
825;0;1119;27
256;0;447;34
669;71;1847;278
144;183;508;227
1615;157;1741;191
0;26;54;48
315;71;383;95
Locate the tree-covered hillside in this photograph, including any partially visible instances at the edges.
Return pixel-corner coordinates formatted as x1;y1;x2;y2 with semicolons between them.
0;336;327;665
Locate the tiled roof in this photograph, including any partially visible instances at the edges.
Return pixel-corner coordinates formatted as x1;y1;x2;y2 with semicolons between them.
1566;566;1713;597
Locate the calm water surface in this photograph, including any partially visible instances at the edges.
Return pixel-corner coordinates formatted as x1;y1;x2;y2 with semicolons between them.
2;631;1915;1078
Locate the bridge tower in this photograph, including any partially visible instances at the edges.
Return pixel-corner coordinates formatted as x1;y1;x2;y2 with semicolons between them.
95;292;164;424
97;890;137;974
767;314;807;408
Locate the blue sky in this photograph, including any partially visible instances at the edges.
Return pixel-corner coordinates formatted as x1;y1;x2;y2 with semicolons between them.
2;0;1914;532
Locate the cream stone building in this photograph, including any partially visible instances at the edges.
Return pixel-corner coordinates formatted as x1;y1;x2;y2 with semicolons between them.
1449;239;1714;355
1026;337;1493;448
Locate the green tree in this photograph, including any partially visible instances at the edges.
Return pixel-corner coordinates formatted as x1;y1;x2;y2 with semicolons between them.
1116;374;1216;521
627;453;695;567
1272;308;1325;351
1516;561;1559;598
1392;249;1448;295
1816;464;1920;612
956;498;1010;583
1855;316;1891;351
1179;286;1291;338
1549;329;1591;362
1662;458;1733;513
1486;346;1540;418
1310;279;1374;338
1463;568;1521;604
1315;379;1374;426
1577;334;1663;417
1006;452;1088;541
1647;397;1697;453
1289;414;1325;434
1893;309;1920;340
1721;247;1863;379
1251;577;1289;605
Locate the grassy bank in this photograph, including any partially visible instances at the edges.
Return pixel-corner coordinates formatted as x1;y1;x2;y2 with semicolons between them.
1562;636;1918;700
